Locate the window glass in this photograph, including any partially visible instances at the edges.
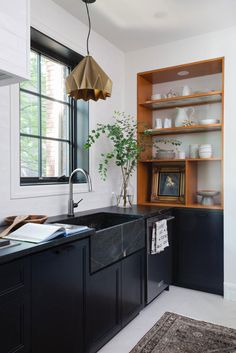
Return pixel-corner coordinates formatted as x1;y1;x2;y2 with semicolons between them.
42;140;69;177
20;136;39;177
41;55;69;102
20;92;40;135
20;51;39;93
41;98;70;140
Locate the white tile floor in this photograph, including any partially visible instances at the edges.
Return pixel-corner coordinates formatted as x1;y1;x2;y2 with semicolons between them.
98;286;236;353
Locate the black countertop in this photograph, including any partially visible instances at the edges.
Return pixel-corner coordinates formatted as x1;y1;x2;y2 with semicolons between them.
0;205;172;265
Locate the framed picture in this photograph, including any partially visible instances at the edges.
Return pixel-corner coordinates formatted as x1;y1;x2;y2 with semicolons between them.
151;166;185;204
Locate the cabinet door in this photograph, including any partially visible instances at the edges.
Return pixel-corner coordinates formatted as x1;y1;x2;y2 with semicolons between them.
0;0;30;85
121;250;145;326
32;239;88;353
173;209;223;295
86;263;121;353
0;259;30;353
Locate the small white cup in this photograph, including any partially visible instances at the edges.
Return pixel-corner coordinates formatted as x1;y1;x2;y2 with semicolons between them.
177;151;185;159
151;93;161;100
189;144;199;158
182;85;191;96
164;118;172;128
155;118;162;129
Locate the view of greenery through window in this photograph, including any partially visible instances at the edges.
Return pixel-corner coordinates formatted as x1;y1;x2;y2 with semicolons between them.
20;50;71;181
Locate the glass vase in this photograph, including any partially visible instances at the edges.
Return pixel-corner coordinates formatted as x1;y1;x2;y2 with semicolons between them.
116;178;134;208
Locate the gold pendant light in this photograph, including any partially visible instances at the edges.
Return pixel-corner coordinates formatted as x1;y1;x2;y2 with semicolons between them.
65;0;112;101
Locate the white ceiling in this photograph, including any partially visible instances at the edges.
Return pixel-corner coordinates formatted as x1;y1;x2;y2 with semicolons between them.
53;0;236;52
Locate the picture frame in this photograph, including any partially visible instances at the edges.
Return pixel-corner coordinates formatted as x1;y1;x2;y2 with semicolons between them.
151;166;185;204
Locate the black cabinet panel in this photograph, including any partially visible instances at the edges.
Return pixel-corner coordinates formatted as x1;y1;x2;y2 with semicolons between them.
86;262;121;353
145;214;173;304
0;259;30;353
122;250;144;326
90;227;123;272
32;240;88;353
173;209;223;295
123;219;145;256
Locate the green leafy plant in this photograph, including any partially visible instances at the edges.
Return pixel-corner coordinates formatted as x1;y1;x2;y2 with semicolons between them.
84;111;145;206
154;138;182;151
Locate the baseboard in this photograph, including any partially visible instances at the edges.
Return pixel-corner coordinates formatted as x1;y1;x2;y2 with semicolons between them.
224;282;236;301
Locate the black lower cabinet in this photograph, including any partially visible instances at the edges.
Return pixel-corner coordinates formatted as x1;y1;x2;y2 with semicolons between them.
173;208;223;295
0;259;30;353
86;249;145;353
86;262;122;353
121;250;144;326
31;239;88;353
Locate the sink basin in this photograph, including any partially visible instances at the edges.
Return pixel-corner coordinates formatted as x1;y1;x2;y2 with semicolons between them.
56;212;141;231
54;212;145;273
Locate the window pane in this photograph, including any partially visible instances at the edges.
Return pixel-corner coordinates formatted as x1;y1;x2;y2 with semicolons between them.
20;51;39;93
42;140;69;177
41;55;69;102
20;92;40;135
20;136;39;177
41;99;69;140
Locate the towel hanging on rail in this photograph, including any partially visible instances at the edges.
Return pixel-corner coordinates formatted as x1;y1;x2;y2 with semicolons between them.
151;219;169;254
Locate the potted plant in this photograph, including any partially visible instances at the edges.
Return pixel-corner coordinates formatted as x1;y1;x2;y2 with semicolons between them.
84;111;144;207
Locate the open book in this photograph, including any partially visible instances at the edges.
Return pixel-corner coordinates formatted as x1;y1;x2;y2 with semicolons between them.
7;222;88;244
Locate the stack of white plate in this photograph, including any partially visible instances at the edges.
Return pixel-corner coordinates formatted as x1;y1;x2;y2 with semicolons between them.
199;144;212;158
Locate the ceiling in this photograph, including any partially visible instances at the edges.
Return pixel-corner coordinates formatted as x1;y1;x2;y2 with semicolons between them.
53;0;236;52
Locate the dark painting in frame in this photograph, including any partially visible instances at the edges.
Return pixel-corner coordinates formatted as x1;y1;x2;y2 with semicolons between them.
151;166;185;204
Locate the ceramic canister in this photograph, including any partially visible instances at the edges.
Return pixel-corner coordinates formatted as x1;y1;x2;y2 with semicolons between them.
199;144;212;158
189;144;199;158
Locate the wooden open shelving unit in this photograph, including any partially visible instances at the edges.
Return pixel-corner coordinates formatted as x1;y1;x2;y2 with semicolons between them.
137;57;224;210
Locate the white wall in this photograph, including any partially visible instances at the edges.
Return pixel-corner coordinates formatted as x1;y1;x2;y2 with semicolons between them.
0;0;125;221
125;26;236;300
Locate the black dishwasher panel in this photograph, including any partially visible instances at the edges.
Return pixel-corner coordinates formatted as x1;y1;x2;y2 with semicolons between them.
146;214;173;304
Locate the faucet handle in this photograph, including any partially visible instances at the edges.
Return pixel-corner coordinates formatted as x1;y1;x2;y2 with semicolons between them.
73;198;83;209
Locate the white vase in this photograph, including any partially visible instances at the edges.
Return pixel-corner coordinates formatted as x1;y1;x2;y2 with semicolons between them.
175;107;194;127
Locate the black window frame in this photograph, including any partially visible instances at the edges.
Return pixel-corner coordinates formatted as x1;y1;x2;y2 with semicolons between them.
20;27;86;186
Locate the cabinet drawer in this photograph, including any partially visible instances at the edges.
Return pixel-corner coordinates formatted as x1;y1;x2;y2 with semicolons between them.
0;259;29;296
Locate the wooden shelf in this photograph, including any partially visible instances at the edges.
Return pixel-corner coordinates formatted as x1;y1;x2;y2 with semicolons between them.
140;91;222;110
139;202;223;210
186;158;222;162
187;203;223;210
139;158;222;163
139;202;186;208
141;124;222;136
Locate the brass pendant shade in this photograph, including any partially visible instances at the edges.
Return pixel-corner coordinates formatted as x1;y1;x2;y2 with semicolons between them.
65;0;113;101
66;55;112;101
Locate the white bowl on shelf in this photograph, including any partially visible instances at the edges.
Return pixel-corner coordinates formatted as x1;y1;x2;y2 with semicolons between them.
199;144;213;158
199;144;212;149
200;119;220;125
197;190;219;206
199;152;213;158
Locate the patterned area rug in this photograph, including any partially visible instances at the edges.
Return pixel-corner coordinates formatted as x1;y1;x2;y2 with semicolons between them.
130;312;236;353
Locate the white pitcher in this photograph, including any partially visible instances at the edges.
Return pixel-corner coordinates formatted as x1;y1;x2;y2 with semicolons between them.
175;107;194;127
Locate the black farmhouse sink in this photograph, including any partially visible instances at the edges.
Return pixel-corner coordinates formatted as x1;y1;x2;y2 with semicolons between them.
55;212;144;272
56;212;141;231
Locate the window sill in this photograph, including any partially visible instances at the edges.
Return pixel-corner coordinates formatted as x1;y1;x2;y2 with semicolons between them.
11;182;91;200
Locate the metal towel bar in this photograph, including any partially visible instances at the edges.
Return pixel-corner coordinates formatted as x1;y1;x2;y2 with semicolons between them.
165;216;175;222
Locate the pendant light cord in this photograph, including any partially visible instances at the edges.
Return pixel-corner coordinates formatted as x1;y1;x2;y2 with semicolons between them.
85;2;91;55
